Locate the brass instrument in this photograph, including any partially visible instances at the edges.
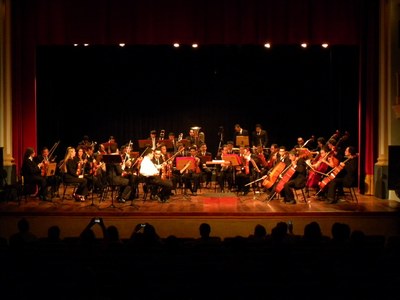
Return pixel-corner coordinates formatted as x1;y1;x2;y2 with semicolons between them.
191;126;201;146
199;131;205;144
156;130;165;148
159;129;165;140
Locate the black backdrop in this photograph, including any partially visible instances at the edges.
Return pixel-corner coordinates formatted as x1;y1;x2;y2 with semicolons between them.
36;45;359;159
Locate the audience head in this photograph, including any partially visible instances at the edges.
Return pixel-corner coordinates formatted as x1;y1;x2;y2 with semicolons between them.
253;224;267;238
17;217;30;233
47;225;61;241
303;221;322;242
199;223;211;238
331;222;351;242
106;225;120;242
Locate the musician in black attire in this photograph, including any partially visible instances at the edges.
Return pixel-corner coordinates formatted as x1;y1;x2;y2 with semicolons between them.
277;146;291;165
120;144;140;200
325;146;358;204
264;146;292;197
168;132;178;152
85;145;106;194
60;147;89;201
215;144;234;192
36;146;61;198
21;147;49;201
280;150;307;204
180;146;202;196
105;144;131;203
235;147;252;195
251;124;268;149
198;143;213;187
233;124;249;147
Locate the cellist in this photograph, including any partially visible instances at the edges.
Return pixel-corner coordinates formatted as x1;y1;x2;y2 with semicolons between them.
279;150;307;204
263;146;290;195
266;143;279;171
326;138;342;166
324;146;358;204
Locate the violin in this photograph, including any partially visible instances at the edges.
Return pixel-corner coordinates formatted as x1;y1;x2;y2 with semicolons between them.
161;163;168;180
76;160;83;176
92;160;104;176
41;158;49;177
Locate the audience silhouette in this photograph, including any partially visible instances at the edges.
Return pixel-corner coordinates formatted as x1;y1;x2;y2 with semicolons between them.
1;217;397;300
9;217;38;249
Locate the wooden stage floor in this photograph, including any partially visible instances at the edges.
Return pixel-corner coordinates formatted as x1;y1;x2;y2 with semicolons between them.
1;185;400;241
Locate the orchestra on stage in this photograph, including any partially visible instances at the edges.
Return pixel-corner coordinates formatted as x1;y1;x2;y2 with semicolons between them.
20;126;357;205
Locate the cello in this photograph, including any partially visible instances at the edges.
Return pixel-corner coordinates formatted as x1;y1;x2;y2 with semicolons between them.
262;161;286;189
305;150;330;189
267;164;297;202
317;155;356;191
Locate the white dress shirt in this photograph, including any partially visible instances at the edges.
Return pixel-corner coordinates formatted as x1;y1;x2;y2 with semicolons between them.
139;156;159;177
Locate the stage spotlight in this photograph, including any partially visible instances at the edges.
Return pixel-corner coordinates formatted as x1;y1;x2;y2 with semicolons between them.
301;43;307;48
322;43;329;48
173;43;180;48
84;43;89;47
192;43;198;48
264;43;271;48
119;43;125;47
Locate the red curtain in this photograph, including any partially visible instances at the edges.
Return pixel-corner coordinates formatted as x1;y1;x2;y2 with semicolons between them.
11;0;377;188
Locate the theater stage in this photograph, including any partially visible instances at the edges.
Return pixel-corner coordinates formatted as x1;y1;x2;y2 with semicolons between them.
1;186;400;241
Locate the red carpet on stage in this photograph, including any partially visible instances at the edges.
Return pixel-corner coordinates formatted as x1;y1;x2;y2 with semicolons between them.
202;193;238;212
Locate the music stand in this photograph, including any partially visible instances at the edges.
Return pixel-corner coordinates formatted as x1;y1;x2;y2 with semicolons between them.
222;154;241;166
46;163;57;177
176;157;196;171
200;155;212;164
102;154;122;208
102;142;118;153
236;136;249;147
138;139;152;149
